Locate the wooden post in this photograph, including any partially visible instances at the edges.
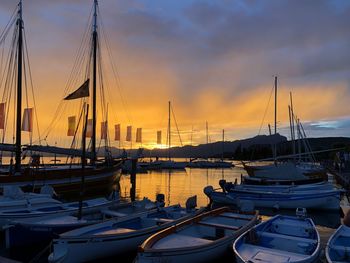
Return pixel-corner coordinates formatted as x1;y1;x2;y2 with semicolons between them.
130;158;137;201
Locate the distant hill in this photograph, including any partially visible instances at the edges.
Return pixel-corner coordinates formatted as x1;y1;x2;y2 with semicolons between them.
111;135;350;160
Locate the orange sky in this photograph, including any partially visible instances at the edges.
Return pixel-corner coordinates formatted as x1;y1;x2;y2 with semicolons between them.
0;1;350;149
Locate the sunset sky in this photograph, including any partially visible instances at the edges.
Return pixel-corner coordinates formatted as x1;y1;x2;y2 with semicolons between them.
0;0;350;149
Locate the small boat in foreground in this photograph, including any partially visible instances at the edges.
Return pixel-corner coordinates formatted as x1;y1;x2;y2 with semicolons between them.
233;213;320;263
326;210;350;263
135;207;258;263
48;196;203;263
5;197;160;248
0;197;116;228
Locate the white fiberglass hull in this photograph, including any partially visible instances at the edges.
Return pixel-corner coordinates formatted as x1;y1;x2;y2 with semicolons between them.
208;190;340;210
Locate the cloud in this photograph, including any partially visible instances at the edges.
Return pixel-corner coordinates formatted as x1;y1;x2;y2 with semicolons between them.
1;0;350;147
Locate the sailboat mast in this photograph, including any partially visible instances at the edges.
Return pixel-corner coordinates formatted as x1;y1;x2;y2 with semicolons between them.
168;101;171;161
273;76;277;163
274;76;277;135
222;129;224;161
206;121;208;144
15;0;23;173
91;0;98;164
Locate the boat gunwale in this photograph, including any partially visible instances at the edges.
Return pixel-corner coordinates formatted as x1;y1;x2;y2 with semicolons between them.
233;214;321;263
56;205;205;240
326;224;350;263
138;206;258;254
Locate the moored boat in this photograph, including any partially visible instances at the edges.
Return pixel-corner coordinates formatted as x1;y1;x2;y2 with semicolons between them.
0;197;116;228
136;206;258;263
5;196;161;248
233;213;321;263
0;0;123;198
204;185;342;210
326;219;350;263
48;196;203;263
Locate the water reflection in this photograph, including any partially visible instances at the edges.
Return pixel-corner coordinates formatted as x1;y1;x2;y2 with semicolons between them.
119;166;342;228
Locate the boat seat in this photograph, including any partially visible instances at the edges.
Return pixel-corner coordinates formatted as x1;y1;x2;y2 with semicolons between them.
197;221;239;231
219;212;253;221
151;218;174;224
239;243;307;262
257;231;316;244
95;227;134;235
153;233;212;249
101;210;127;218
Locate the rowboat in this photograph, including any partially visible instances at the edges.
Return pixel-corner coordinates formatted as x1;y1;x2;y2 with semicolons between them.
0;186;59;211
48;196;203;262
326;225;350;262
233;214;321;263
5;197;160;248
136;207;258;263
204;185;342;210
0;197;116;228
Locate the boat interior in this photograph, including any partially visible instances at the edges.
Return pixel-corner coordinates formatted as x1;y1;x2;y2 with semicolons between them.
328;228;350;261
238;216;318;262
151;212;254;250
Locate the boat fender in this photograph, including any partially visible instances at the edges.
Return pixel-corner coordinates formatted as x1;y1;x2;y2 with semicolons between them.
203;186;214;198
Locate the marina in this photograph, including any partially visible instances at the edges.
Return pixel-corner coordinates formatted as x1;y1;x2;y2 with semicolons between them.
0;0;349;262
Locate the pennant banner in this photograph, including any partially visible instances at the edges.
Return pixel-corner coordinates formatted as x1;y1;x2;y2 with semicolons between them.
0;103;5;129
126;126;132;142
64;79;90;100
86;119;93;138
114;124;120;141
67;116;76;136
101;121;107;140
157;130;162;144
22;108;33;132
136;128;142;143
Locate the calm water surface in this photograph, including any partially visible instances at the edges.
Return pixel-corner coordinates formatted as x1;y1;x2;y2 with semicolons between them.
119;165;342;229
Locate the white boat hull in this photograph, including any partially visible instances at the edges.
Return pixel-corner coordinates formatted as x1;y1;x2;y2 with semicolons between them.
208;190;340;210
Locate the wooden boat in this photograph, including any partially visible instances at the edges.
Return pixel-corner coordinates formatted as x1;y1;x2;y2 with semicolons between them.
0;197;116;228
204;185;342;210
5;197;160;248
233;214;321;263
0;0;123;198
326;225;350;262
136;207;258;263
48;197;203;262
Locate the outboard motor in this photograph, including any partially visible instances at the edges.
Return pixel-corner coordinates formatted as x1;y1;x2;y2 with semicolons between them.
219;179;227;193
156;193;165;207
296;207;307;218
203;186;214;198
185;195;197;211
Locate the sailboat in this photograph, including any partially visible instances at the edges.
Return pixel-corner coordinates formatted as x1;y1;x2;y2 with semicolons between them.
147;101;186;170
241;77;326;184
187;124;233;168
0;1;123;197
